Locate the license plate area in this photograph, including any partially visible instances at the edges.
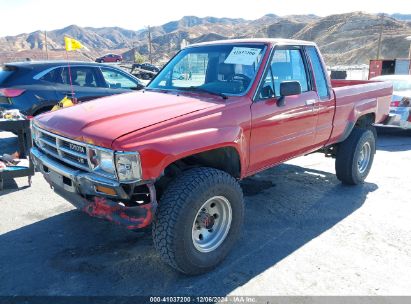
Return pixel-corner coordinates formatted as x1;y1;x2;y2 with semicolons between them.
44;166;76;192
49;170;64;187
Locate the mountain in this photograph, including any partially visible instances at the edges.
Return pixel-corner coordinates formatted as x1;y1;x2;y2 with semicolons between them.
1;13;410;66
390;14;411;22
125;12;411;65
293;12;411;64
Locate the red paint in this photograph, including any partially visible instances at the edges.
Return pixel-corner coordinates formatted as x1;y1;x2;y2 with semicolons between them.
368;60;383;79
35;39;392;183
83;196;156;230
328;79;392;145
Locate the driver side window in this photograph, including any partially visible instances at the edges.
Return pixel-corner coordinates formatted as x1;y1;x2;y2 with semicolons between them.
258;48;309;100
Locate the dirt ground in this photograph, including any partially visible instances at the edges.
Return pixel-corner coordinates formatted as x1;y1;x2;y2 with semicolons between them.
0;128;410;296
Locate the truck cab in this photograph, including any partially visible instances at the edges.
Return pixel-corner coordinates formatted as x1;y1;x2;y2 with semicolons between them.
31;39;392;274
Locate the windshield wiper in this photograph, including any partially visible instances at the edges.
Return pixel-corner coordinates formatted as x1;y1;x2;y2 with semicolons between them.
179;86;228;100
144;87;169;93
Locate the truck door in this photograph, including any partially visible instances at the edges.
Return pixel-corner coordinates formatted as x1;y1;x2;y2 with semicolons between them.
305;46;335;147
249;46;319;173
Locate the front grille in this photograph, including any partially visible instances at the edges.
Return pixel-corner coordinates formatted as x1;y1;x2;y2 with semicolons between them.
34;126;90;171
61;140;87;155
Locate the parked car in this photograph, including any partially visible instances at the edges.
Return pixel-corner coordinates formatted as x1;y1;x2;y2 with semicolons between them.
131;63;160;80
134;62;160;73
372;75;411;129
0;61;144;116
31;39;391;275
95;54;123;63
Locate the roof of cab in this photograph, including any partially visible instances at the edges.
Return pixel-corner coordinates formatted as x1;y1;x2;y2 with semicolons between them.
188;38;317;48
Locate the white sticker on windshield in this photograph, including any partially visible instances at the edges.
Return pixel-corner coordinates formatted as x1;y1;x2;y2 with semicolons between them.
224;47;261;65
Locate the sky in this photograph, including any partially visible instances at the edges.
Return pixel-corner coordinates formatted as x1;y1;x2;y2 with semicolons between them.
0;0;410;37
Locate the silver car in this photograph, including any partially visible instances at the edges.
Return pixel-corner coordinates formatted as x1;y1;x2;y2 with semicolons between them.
372;75;411;129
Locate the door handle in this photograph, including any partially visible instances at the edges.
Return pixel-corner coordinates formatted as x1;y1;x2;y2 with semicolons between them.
305;99;316;106
62;91;76;96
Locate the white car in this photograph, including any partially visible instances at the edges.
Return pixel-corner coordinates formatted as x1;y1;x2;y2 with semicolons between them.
372;75;411;129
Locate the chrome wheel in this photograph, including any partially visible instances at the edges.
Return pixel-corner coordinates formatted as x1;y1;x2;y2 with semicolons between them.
192;196;232;253
357;141;371;174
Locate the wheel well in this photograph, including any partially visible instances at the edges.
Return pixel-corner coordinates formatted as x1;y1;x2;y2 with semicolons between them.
171;147;241;178
322;113;377;157
155;147;241;198
355;113;375;128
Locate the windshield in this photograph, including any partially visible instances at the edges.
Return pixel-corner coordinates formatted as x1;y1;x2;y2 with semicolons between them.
148;44;266;96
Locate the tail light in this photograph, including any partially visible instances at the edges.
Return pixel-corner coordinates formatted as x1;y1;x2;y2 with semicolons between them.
0;88;26;97
390;101;401;107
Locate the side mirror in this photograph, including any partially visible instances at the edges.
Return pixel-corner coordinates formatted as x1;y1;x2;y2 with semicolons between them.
278;81;301;106
131;83;145;90
280;81;301;96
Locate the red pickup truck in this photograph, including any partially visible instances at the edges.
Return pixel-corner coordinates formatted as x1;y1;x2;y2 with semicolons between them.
31;39;392;274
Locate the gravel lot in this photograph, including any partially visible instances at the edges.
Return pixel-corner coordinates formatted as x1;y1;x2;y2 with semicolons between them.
0;128;410;296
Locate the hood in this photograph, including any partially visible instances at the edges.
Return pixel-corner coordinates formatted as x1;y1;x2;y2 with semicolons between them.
35;90;219;148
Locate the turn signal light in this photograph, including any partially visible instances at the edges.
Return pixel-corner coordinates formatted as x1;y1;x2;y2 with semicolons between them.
95;185;117;196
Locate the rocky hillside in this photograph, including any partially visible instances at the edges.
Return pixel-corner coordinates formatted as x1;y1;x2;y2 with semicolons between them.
293;12;411;64
390;14;411;22
1;12;411;65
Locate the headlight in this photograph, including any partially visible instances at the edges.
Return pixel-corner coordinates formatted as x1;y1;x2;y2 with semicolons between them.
32;125;41;146
32;127;38;141
115;152;142;182
88;148;116;177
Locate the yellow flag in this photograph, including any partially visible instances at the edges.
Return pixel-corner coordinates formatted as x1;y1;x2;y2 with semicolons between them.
51;96;75;111
64;37;84;51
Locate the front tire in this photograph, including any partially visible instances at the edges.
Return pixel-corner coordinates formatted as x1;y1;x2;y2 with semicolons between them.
335;127;376;185
152;167;244;275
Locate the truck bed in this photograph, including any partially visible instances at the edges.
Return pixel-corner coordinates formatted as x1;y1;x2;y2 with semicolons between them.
328;79;392;144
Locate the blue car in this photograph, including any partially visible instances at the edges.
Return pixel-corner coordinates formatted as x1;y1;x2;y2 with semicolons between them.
0;61;144;116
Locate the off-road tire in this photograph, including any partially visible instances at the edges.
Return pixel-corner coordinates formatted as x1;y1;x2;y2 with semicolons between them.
335;127;376;185
152;167;244;275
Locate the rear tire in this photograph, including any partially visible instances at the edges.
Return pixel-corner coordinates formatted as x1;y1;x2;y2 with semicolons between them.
335;127;376;185
152;167;244;275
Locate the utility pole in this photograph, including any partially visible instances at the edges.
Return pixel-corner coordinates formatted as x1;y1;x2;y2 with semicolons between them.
406;36;411;75
376;14;384;60
147;25;153;64
44;30;49;60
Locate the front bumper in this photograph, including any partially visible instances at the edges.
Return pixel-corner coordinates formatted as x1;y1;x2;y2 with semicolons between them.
31;147;157;229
